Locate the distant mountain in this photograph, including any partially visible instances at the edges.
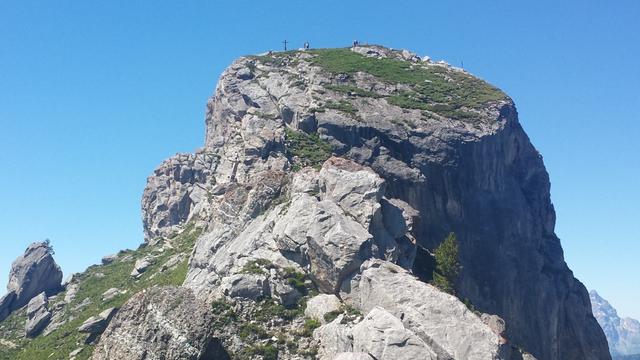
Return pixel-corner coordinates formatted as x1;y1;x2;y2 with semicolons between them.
591;290;640;357
614;355;640;360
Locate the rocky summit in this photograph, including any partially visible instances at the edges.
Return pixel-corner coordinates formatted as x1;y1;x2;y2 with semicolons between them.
591;290;640;358
0;45;610;360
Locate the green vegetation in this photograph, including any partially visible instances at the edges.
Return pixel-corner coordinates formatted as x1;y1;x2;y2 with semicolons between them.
284;128;332;170
323;303;362;324
241;258;275;275
282;267;309;295
431;232;461;294
239;323;270;340
0;223;203;360
248;344;278;360
308;48;506;122
324;99;359;117
325;84;381;98
299;318;321;337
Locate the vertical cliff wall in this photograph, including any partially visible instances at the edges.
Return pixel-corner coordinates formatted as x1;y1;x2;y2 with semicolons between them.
142;45;610;359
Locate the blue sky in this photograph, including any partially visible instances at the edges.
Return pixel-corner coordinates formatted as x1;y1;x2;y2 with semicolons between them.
1;1;638;319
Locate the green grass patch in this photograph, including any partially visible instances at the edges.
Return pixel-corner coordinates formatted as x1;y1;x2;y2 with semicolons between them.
284;128;332;170
324;100;358;117
325;84;381;98
307;48;506;122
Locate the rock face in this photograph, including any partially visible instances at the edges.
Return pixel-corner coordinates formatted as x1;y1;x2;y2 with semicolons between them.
139;45;609;359
25;292;51;338
1;241;62;321
92;287;221;360
78;307;118;336
591;290;640;357
348;259;508;359
141;152;219;244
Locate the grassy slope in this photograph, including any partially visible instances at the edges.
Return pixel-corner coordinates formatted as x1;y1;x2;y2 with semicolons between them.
265;47;507;122
0;224;202;360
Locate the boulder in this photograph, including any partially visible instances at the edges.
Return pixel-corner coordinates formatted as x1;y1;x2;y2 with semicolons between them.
92;287;220;360
352;307;437;360
25;292;51;338
305;294;342;324
78;307;118;335
220;273;269;300
273;192;372;293
101;254;118;265
349;259;508;359
314;315;355;358
101;288;123;302
269;278;301;308
7;241;63;311
130;258;153;278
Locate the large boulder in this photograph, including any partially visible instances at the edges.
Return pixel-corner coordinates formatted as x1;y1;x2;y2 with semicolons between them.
78;307;118;336
6;241;63;312
305;294;342;324
352;307;437;360
24;292;51;338
348;259;509;359
92;286;222;360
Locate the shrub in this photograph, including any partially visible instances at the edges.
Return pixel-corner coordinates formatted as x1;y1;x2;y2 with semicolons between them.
284;128;332;170
300;318;321;337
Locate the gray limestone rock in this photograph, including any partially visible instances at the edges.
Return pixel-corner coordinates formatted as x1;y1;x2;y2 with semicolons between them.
143;45;609;359
6;241;63;312
130;257;153;278
305;294;342;324
349;259;508;359
0;291;16;322
25;292;51;338
333;353;374;360
220;273;269;300
92;287;220;360
352;307;437;360
101;288;123;302
78;307;118;335
101;254;118;265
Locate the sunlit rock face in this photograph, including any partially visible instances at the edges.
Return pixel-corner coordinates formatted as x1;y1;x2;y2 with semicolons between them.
141;45;610;360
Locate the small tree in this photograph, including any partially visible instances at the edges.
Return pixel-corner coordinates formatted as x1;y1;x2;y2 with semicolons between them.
44;238;55;255
432;232;460;294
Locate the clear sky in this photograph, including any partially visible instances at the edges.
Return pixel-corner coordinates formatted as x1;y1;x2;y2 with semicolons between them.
1;1;638;319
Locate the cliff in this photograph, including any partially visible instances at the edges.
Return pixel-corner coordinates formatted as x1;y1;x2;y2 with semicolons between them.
0;45;610;360
141;45;608;359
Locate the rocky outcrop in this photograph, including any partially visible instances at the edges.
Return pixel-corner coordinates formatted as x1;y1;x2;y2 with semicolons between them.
78;307;118;336
141;152;219;244
92;287;220;360
25;292;51;338
591;290;640;357
352;307;437;360
347;259;508;359
1;241;62;321
0;291;16;322
305;294;342;324
184;157;416;300
140;45;609;359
